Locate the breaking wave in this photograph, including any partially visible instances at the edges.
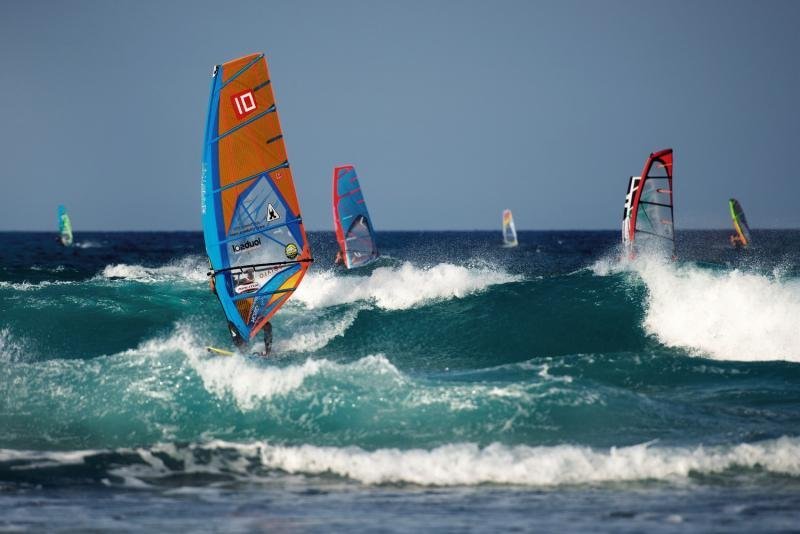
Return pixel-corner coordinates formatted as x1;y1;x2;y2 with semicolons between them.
99;256;208;283
3;436;800;488
593;256;800;363
293;262;520;310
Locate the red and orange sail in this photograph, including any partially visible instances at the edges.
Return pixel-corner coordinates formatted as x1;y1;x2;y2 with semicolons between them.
622;149;674;256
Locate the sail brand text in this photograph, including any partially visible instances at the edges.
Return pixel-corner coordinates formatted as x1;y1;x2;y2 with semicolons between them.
231;238;261;254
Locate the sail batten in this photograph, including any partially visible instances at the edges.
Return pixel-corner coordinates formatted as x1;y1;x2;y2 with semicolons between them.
333;165;379;269
202;53;312;342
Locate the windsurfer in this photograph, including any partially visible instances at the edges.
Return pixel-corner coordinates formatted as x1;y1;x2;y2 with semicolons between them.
334;250;344;265
730;234;745;248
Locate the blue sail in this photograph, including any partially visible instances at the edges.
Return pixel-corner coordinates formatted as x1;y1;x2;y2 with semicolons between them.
332;165;379;269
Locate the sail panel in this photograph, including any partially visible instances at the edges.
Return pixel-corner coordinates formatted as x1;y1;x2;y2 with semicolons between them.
202;53;311;341
332;165;379;269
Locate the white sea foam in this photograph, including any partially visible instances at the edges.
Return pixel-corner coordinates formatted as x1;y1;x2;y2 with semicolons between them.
293;262;519;310
592;256;800;363
74;240;102;249
0;280;74;291
127;324;575;415
30;265;66;272
253;436;800;486
99;256;208;284
272;308;359;353
0;328;27;361
190;355;324;410
188;353;400;410
14;436;799;488
187;342;584;416
120;323;206;360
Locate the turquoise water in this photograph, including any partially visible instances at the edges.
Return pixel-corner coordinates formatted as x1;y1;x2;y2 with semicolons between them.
1;230;799;531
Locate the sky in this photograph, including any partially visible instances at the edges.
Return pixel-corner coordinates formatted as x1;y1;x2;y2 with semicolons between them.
1;0;799;231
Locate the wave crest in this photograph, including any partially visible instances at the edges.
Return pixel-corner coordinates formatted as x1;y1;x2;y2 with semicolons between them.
5;436;800;488
99;256;208;283
256;437;800;486
593;256;800;363
293;262;520;310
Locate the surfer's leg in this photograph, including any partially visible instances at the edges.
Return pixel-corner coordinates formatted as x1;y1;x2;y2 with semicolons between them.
263;322;273;356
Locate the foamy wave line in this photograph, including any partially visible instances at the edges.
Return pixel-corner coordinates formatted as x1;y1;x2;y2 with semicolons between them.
135;326;577;413
4;436;800;487
189;353;402;410
0;280;75;291
74;240;103;249
272;307;360;353
123;324;395;409
293;262;520;310
255;437;800;486
99;256;208;284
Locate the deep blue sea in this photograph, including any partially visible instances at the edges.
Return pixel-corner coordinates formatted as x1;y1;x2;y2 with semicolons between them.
1;230;799;532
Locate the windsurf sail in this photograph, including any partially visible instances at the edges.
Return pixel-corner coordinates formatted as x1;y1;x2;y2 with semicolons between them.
58;205;73;247
201;53;312;344
622;148;674;256
332;165;379;269
729;198;751;247
502;209;518;247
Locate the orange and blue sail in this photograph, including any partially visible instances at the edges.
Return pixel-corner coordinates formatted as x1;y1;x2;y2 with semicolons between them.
201;53;312;342
622;148;674;257
332;165;379;269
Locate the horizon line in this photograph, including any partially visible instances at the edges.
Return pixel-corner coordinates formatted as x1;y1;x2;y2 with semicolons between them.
2;228;798;233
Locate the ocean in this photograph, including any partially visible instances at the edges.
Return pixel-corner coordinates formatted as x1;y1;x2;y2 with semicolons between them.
1;230;799;532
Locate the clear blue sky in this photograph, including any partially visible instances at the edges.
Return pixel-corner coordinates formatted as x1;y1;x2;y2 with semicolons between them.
1;0;798;230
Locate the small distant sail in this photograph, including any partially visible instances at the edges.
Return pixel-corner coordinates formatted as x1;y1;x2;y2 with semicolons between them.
332;165;379;269
502;209;518;247
201;53;313;344
58;205;73;247
729;198;751;247
622;148;674;257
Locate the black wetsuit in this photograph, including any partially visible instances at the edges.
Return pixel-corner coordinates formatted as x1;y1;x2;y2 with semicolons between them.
262;322;273;356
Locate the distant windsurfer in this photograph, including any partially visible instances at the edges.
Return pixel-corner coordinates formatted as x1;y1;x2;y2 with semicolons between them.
334;250;344;266
730;234;746;248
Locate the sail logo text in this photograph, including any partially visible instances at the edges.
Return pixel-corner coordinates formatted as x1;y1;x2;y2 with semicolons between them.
231;90;257;119
231;237;261;254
